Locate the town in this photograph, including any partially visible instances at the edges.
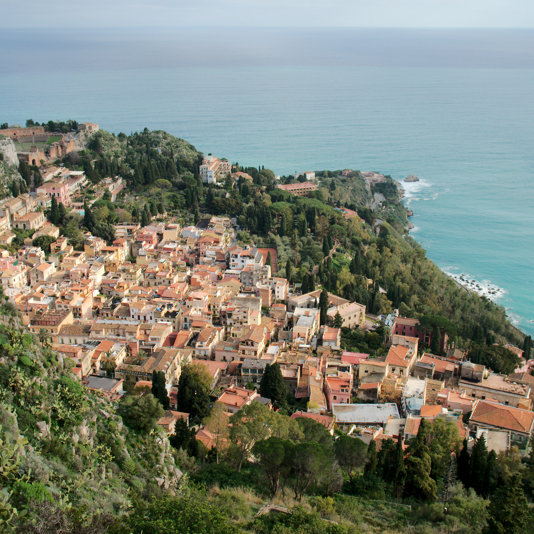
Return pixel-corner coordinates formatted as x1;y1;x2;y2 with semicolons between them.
0;122;531;459
0;120;532;533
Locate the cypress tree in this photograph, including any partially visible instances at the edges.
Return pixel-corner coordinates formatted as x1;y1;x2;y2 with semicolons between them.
141;208;149;227
84;199;95;231
259;363;286;408
266;251;272;269
50;196;60;225
285;259;292;283
333;312;343;328
523;335;532;360
322;238;330;257
58;202;67;225
486;474;528;534
319;289;329;326
484;449;498;497
457;438;470;487
392;432;406;500
364;439;377;476
469;435;488;494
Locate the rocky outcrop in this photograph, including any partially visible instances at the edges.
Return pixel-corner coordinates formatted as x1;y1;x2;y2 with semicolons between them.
404;174;419;182
0;138;19;167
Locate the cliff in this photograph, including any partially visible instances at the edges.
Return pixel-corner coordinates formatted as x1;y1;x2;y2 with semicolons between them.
0;137;19;167
0;137;23;195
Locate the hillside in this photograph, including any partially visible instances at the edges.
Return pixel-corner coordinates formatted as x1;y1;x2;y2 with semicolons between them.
0;290;182;532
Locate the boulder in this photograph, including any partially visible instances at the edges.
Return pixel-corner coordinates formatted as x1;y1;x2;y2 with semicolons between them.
404;174;420;182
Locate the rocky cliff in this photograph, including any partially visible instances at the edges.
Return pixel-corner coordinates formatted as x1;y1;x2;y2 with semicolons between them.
0;137;19;167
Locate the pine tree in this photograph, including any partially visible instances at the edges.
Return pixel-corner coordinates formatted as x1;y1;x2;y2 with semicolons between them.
259;363;286;408
485;474;528;534
333;312;343;328
266;251;272;269
319;289;329;326
469;435;488;494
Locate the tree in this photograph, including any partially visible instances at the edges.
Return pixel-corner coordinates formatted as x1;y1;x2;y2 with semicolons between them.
141;207;150;227
392;433;407;500
364;439;378;476
457;438;471;488
424;417;461;479
333;312;343;329
50;196;60;225
32;235;56;255
176;367;210;421
334;435;367;481
170;417;198;457
289;442;336;501
117;392;164;432
285;259;292;283
522;335;532;360
124;496;236;534
100;350;116;378
484;449;498;497
319;289;329;326
295;417;333;449
485;474;528;534
259;363;287;408
229;402;273;471
151;370;170;410
83;199;95;231
469;435;488;495
58;202;67;225
202;402;230;464
253;437;293;498
404;424;437;502
266;251;272;269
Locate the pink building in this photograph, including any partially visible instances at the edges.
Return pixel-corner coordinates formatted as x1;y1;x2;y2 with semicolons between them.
36;182;70;207
325;372;352;411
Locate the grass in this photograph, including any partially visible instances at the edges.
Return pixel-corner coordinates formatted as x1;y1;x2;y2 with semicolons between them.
46;136;62;145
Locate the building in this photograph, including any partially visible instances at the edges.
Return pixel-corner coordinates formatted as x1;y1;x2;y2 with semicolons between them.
459;372;531;409
469;400;534;450
332;403;400;431
13;211;46;231
275;182;318;197
36;182;70;207
199;155;231;184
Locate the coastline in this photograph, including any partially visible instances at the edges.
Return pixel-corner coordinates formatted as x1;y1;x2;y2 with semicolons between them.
398;178;506;303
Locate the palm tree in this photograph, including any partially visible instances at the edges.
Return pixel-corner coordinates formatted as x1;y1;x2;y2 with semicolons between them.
101;350;116;378
38;328;51;348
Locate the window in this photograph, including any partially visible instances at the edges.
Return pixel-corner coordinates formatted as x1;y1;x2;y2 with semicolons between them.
333;396;337;400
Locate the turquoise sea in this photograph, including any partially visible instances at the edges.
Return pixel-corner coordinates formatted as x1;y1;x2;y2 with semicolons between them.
1;28;533;334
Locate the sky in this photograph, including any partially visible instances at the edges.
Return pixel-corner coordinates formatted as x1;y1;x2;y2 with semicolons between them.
1;0;534;29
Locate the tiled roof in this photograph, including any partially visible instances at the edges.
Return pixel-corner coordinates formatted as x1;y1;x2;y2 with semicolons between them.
471;400;534;433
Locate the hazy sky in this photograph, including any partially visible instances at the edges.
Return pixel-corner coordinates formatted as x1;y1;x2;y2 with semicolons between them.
1;0;534;29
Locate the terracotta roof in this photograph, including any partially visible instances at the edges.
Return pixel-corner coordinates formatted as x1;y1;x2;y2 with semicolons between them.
386;345;410;368
405;416;422;436
290;411;334;429
420;405;443;418
471;400;534;434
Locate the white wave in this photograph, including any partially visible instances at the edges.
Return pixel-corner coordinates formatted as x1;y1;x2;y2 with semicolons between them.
444;271;506;302
402;178;432;200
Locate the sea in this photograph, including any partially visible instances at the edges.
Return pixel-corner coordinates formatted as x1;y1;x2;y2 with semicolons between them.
1;28;534;334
